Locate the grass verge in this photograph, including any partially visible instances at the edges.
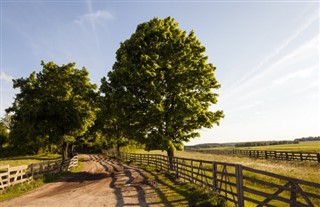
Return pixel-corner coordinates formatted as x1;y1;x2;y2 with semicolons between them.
124;160;227;207
124;149;319;184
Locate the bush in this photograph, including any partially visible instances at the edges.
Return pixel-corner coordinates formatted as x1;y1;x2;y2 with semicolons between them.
187;185;226;207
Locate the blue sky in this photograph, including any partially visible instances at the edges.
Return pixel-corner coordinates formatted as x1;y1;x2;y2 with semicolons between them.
1;1;319;145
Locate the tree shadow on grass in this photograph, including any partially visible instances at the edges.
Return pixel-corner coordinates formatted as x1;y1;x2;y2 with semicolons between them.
113;160;189;207
136;166;189;207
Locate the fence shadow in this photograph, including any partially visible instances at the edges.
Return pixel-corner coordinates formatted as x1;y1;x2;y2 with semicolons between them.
110;151;320;207
123;161;189;207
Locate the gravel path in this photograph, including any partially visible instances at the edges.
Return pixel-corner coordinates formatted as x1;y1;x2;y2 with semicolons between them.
0;154;162;207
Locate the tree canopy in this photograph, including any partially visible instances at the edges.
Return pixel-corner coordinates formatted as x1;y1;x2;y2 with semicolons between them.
106;17;224;157
4;17;224;158
6;61;98;158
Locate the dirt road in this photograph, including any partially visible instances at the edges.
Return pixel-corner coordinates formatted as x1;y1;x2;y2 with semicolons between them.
0;154;163;207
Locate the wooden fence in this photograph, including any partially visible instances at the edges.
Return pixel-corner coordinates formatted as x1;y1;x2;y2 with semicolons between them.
0;156;78;191
186;149;320;162
106;151;320;207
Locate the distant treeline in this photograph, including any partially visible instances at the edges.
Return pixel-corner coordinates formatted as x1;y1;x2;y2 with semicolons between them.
185;136;320;149
294;136;320;142
185;143;235;149
235;140;298;147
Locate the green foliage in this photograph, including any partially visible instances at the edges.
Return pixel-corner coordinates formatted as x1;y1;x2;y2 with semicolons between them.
120;140;145;153
294;136;320;142
6;61;98;157
185;184;226;207
98;77;129;151
107;16;223;154
235;140;299;147
0;121;9;149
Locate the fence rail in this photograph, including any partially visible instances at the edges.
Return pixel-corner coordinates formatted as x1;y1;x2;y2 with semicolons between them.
0;156;78;191
106;151;320;207
186;149;320;162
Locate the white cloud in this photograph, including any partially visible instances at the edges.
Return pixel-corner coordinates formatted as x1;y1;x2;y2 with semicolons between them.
229;11;319;91
0;72;14;83
74;10;113;25
224;35;318;101
274;66;317;85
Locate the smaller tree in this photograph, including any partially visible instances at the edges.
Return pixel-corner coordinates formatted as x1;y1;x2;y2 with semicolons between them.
7;61;98;160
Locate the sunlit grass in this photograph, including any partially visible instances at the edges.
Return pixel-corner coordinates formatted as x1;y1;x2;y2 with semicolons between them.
201;141;320;153
123;149;319;184
124;161;226;207
0;154;61;167
120;149;320;206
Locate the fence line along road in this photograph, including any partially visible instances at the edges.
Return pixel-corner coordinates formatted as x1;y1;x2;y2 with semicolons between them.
106;151;320;207
185;149;320;162
0;156;78;191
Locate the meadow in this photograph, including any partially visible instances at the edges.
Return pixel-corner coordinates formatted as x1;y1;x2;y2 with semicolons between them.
125;148;319;184
199;141;320;153
0;154;61;167
121;148;320;206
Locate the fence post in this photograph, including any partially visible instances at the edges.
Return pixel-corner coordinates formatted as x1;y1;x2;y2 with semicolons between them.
175;158;179;178
317;153;320;163
212;162;217;191
30;163;34;180
191;160;194;183
235;165;244;207
300;152;303;161
140;154;142;165
7;166;11;186
289;182;297;207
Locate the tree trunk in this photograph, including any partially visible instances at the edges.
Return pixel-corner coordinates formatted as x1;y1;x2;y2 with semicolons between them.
116;143;120;154
68;144;75;157
60;142;69;172
167;149;174;171
62;142;69;161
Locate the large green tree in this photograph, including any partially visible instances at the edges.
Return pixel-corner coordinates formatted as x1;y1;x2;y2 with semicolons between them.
6;61;98;159
107;17;224;161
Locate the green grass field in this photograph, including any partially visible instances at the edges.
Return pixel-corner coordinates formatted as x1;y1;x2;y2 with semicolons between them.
0;154;61;167
200;141;320;153
124;148;319;184
122;148;320;206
